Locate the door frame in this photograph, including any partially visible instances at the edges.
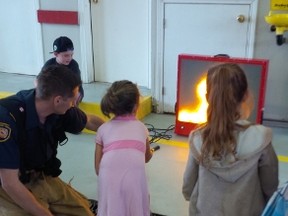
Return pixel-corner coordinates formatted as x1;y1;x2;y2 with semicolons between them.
78;0;94;83
154;0;259;113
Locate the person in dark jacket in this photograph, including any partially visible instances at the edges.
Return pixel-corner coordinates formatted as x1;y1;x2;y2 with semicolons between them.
0;65;103;216
43;36;84;105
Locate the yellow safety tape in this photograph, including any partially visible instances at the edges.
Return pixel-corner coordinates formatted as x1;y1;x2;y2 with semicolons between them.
278;155;288;163
154;139;288;164
153;139;188;148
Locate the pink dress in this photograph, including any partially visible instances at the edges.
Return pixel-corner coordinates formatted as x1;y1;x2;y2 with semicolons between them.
95;115;150;216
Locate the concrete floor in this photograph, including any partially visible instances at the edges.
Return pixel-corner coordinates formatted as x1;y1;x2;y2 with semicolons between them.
0;72;288;216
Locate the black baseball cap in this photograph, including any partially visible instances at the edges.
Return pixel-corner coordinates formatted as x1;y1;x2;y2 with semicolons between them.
51;36;74;53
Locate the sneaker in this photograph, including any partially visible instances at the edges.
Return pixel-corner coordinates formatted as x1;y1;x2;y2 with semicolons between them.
88;199;98;216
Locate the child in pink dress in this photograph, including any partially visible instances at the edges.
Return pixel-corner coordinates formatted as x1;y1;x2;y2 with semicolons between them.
95;80;153;216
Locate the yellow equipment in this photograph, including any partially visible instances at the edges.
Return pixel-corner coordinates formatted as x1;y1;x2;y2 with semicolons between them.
265;0;288;45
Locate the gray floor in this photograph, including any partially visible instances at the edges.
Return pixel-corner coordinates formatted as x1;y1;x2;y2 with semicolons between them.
1;72;288;216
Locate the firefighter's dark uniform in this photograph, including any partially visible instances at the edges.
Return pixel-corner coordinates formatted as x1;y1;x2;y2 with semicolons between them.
0;89;94;216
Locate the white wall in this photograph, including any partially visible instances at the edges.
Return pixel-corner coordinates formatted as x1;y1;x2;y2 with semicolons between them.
91;0;150;87
254;2;288;121
0;0;43;75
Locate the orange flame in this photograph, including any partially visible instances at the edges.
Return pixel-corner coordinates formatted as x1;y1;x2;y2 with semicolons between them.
178;76;208;124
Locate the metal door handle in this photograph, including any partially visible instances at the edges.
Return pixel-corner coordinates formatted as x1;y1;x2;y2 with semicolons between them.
237;15;245;23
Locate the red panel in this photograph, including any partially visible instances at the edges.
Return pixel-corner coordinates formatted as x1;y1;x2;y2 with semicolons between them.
37;10;78;25
174;120;198;136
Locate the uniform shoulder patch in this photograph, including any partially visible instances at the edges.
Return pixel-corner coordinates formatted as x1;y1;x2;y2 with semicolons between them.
0;122;11;142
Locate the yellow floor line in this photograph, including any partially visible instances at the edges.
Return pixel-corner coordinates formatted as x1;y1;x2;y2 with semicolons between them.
0;92;13;98
278;155;288;163
154;139;288;163
153;139;188;148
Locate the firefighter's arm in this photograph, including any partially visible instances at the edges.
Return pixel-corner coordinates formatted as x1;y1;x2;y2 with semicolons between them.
85;114;105;132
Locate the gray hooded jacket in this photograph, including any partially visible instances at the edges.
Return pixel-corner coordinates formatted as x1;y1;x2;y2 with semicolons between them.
182;120;279;216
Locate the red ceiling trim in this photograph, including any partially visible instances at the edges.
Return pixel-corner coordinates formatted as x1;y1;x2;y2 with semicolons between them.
37;10;78;25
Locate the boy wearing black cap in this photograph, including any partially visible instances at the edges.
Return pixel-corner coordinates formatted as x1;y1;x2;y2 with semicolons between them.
43;36;84;105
